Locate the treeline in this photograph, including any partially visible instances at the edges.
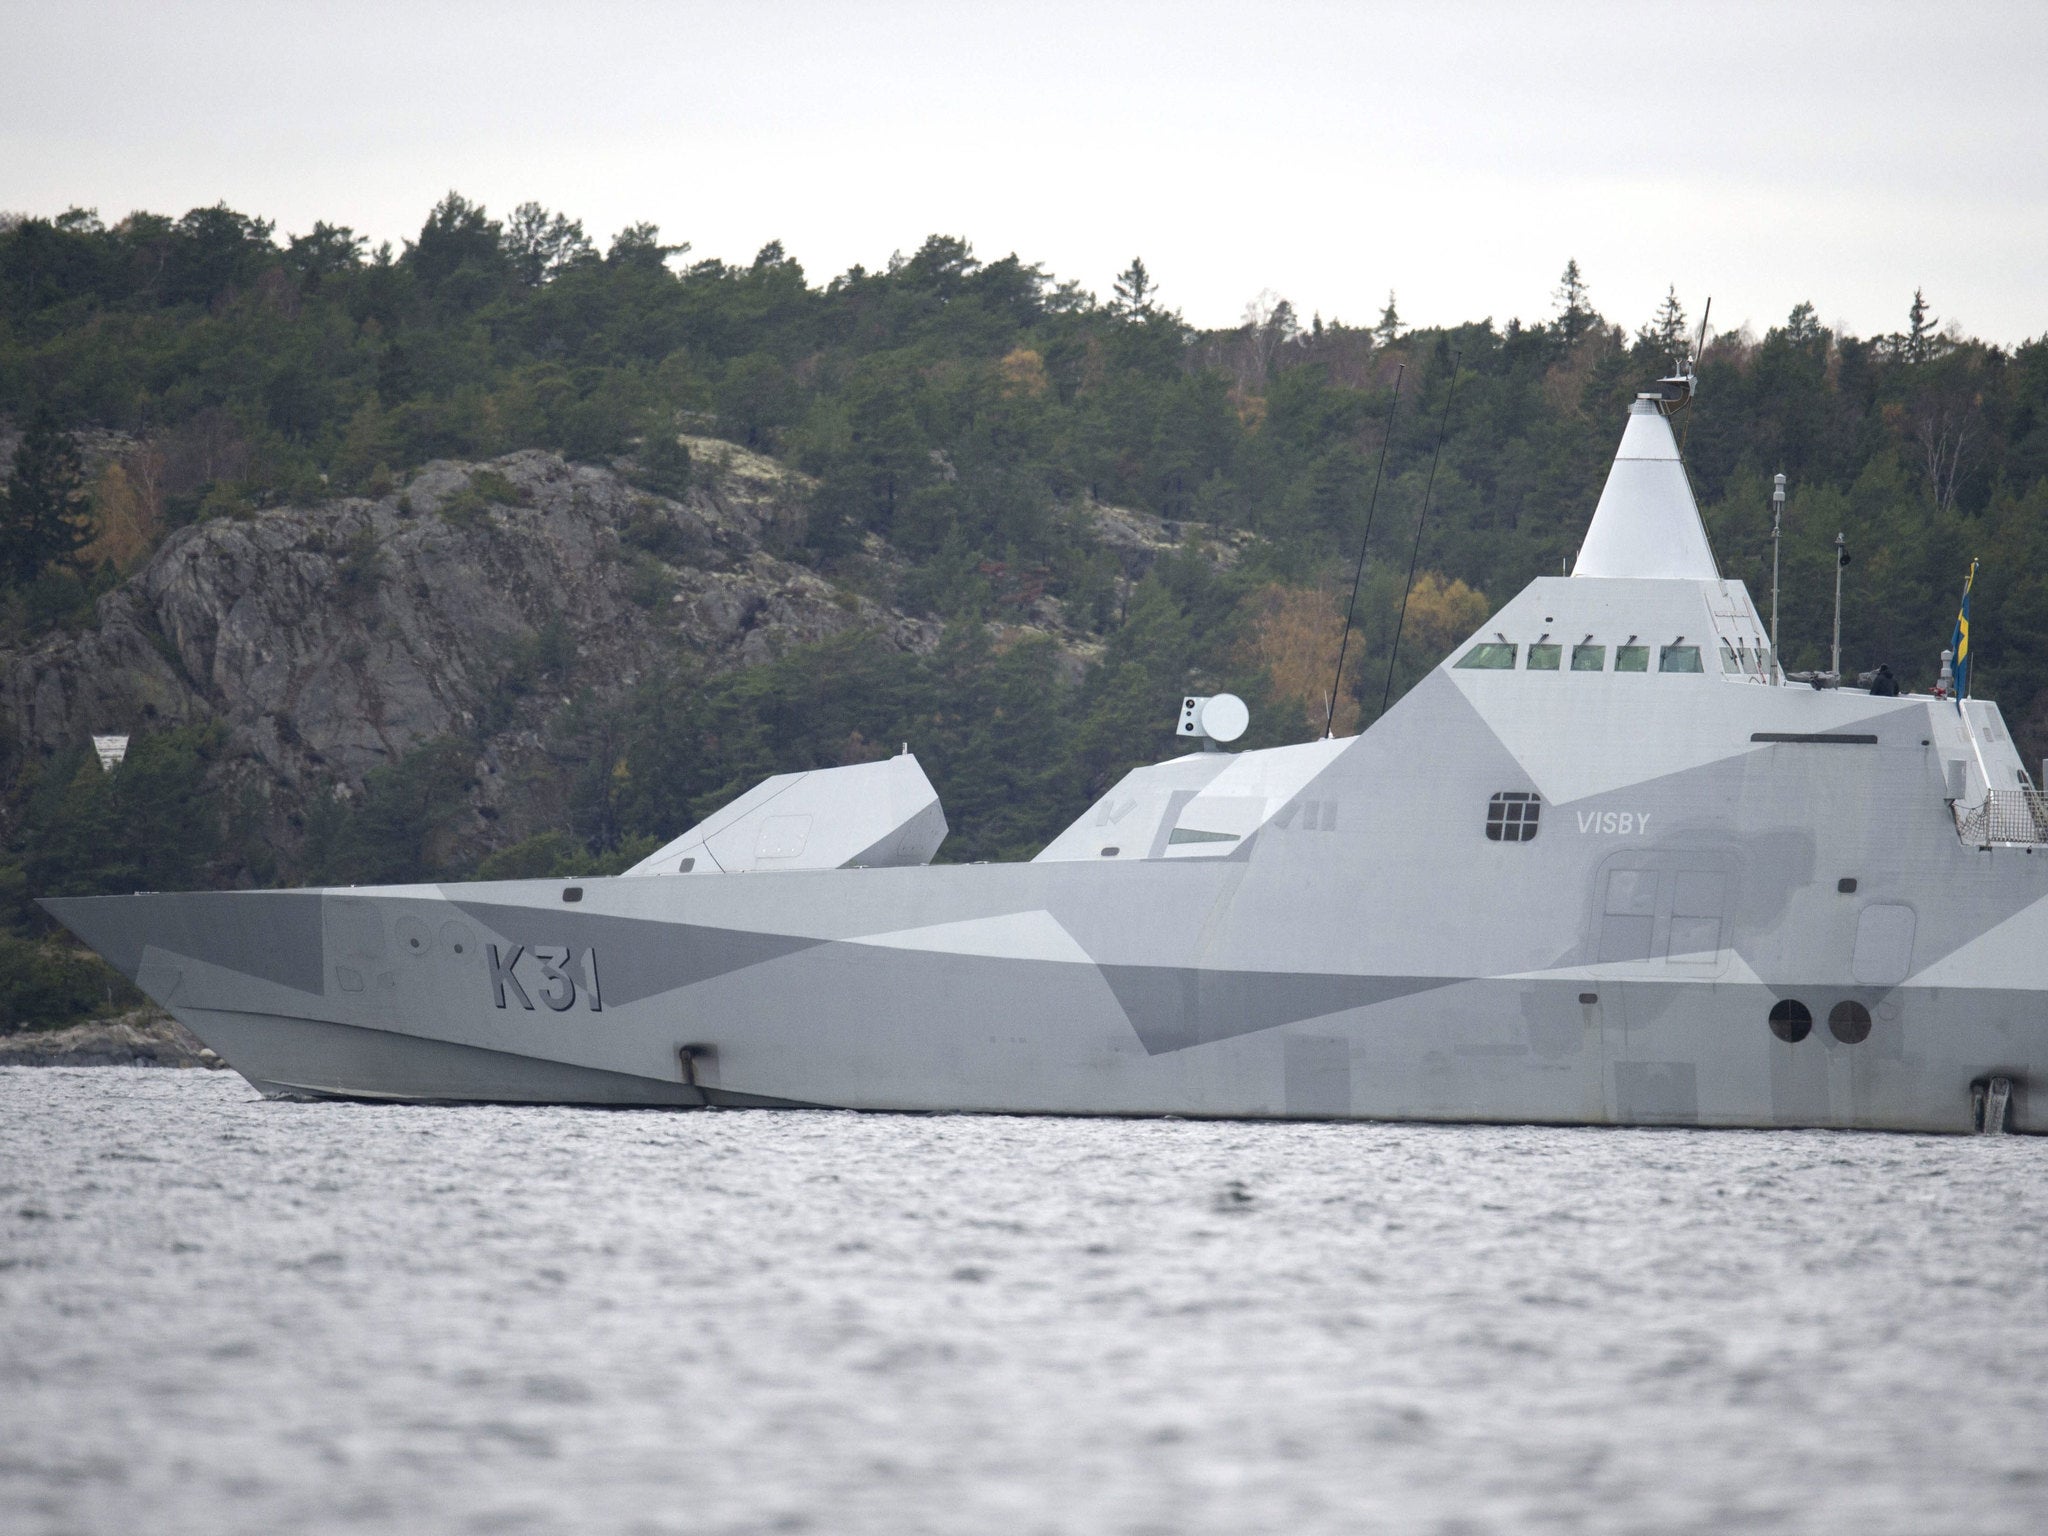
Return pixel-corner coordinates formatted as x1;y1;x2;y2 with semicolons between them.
4;199;2040;683
4;195;2047;1023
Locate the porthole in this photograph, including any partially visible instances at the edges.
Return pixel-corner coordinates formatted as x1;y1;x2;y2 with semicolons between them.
1485;791;1540;842
1768;999;1812;1042
1828;1000;1872;1044
1100;846;1120;857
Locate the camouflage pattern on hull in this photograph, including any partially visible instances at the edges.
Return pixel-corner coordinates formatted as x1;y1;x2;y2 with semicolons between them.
42;661;2048;1133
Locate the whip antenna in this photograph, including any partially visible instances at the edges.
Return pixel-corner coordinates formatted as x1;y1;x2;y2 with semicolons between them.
1379;352;1463;719
1679;296;1710;456
1323;363;1405;737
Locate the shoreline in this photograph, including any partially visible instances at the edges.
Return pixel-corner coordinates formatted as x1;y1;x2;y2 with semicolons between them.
0;1009;224;1069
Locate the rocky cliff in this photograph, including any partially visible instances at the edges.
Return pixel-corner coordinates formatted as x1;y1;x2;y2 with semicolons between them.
1;439;943;866
2;436;1219;874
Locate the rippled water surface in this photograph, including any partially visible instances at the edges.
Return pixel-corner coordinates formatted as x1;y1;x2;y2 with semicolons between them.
4;1068;2048;1535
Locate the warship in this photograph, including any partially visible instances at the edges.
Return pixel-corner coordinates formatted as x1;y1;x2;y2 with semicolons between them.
44;373;2048;1132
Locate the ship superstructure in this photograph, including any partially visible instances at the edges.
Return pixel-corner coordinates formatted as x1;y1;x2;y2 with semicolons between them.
45;383;2048;1131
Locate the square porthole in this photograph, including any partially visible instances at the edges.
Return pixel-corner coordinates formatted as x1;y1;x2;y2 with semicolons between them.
1486;791;1541;842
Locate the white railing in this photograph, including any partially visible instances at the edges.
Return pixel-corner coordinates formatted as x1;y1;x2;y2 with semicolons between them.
1953;788;2048;847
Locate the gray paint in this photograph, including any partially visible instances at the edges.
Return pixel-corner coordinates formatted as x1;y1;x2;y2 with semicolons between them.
450;900;825;1007
45;890;324;995
1101;966;1453;1054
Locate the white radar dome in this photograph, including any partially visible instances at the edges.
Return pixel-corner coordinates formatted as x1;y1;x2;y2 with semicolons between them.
1177;692;1249;744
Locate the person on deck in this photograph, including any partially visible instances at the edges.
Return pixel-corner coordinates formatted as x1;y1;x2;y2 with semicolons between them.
1869;664;1899;697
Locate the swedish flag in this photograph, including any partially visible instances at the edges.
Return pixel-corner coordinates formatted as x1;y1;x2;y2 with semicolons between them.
1951;558;1978;702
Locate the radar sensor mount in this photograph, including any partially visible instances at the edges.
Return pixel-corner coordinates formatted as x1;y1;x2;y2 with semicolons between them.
1177;693;1249;750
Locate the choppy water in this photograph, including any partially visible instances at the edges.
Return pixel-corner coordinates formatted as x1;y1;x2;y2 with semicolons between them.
3;1069;2047;1536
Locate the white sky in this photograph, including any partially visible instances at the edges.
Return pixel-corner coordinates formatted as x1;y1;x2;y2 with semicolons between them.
3;0;2044;343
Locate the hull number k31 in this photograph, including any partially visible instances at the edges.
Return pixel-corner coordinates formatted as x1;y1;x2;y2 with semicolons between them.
488;944;603;1012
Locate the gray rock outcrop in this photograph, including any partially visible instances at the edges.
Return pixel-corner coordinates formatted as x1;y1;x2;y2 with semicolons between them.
2;441;938;864
0;1008;220;1068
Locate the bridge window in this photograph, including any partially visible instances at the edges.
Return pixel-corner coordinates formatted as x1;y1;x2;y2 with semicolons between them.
1660;645;1704;673
1572;644;1606;671
1720;642;1740;670
1485;791;1540;842
1455;643;1517;670
1615;644;1650;672
1526;643;1562;670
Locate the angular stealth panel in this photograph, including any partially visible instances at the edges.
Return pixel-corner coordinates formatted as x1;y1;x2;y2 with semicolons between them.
41;891;326;996
451;902;823;1007
623;753;947;876
850;909;1095;964
1035;736;1348;863
1100;965;1452;1055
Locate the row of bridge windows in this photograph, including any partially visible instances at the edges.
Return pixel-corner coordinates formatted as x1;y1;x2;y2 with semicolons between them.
1457;641;1705;673
1458;639;1776;675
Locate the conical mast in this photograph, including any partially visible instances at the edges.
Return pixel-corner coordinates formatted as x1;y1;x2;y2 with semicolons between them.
1570;387;1719;581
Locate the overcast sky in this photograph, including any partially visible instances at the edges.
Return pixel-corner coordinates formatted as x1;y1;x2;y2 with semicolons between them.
4;1;2044;343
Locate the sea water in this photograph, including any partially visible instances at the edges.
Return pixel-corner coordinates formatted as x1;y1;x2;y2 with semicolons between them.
3;1067;2046;1536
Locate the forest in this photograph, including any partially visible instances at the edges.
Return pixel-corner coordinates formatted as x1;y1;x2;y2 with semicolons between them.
3;194;2045;1024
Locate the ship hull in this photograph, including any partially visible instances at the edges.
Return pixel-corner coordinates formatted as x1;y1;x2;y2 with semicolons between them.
42;659;2048;1134
42;866;2048;1133
136;976;2040;1134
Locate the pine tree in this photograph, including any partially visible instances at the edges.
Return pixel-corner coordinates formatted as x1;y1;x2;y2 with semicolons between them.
1642;285;1688;366
1374;291;1402;347
0;408;95;587
501;202;593;287
1554;259;1594;343
1111;258;1153;316
1905;287;1938;364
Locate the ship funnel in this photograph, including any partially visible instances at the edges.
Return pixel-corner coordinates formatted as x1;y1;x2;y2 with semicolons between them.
1570;400;1719;580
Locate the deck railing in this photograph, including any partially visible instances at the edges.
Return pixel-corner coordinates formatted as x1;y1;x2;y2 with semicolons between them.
1953;788;2048;847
